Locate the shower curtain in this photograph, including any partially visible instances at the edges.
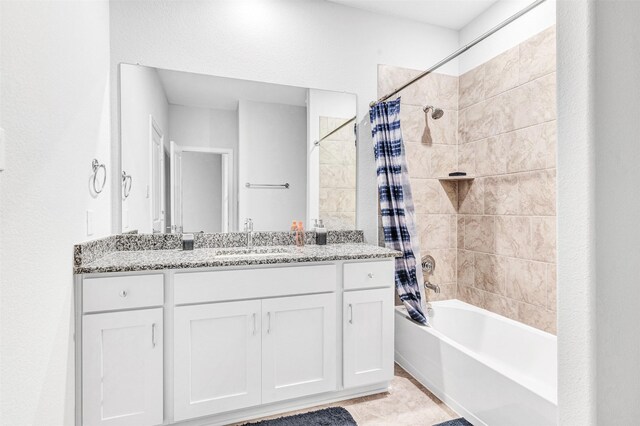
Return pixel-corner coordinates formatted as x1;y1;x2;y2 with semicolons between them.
369;98;427;325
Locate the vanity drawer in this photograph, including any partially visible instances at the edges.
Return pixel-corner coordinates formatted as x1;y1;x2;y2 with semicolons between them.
83;274;164;313
174;264;337;304
343;260;395;290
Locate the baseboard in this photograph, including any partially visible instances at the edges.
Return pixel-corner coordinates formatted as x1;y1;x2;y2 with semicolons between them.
173;382;390;426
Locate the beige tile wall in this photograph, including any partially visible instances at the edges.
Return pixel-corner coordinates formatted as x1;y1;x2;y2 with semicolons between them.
319;117;357;229
378;65;460;301
377;25;557;334
456;25;557;334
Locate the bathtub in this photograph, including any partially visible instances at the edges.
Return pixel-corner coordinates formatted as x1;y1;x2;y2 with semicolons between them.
395;299;557;426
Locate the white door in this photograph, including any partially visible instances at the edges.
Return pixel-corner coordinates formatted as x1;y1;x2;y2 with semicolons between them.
82;309;163;426
343;288;394;388
150;117;165;233
169;140;183;233
174;300;262;421
262;293;336;403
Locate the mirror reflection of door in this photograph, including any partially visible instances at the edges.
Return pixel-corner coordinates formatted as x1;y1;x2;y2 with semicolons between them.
169;141;183;233
150;116;165;233
170;142;231;233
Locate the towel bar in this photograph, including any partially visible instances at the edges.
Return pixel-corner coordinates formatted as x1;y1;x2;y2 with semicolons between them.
245;182;290;189
91;159;107;194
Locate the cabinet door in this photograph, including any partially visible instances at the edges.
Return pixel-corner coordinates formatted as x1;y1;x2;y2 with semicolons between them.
82;308;163;426
343;288;394;388
262;293;336;403
173;300;261;421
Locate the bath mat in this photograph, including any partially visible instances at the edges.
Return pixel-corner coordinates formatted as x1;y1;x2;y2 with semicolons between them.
242;407;357;426
433;418;474;426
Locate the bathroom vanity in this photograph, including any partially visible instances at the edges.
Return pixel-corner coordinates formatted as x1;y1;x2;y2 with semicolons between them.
73;233;400;426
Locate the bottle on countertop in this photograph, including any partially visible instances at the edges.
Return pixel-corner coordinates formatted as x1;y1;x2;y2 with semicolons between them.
315;219;327;246
296;221;305;247
290;221;297;244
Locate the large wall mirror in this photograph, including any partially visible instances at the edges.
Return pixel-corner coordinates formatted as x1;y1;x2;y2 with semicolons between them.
119;64;357;233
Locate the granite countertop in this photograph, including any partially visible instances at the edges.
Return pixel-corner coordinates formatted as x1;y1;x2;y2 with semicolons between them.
75;243;402;274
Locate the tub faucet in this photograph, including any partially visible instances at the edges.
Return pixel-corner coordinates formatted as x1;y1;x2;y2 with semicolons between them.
244;218;254;250
424;280;440;294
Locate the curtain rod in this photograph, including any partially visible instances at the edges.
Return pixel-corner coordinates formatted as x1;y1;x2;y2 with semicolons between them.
370;0;548;107
314;115;357;146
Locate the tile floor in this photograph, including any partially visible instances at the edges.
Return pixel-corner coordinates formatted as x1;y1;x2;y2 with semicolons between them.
239;364;458;425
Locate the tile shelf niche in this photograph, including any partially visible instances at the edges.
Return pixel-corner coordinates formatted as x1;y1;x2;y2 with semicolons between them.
437;175;475;182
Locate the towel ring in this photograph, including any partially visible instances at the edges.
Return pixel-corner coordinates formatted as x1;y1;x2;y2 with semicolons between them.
122;171;132;200
91;159;107;194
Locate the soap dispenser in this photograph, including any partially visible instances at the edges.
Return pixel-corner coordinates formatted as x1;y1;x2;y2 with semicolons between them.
182;233;194;251
316;219;327;245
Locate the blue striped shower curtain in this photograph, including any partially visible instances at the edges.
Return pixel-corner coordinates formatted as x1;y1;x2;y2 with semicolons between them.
370;98;427;325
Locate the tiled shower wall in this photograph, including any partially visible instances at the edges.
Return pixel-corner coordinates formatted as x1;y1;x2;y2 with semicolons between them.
377;25;557;333
319;116;357;230
377;65;460;299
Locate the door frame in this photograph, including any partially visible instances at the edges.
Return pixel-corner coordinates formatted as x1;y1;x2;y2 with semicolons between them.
174;145;234;233
149;115;165;233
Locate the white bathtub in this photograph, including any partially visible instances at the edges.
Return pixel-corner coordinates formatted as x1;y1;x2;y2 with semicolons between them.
395;299;557;426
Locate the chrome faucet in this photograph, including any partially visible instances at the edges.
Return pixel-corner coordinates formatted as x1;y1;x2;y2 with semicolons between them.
244;218;254;250
424;280;441;294
421;255;440;293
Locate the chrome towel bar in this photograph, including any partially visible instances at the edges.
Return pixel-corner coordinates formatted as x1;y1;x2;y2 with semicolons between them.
91;159;106;194
122;170;132;199
245;182;290;189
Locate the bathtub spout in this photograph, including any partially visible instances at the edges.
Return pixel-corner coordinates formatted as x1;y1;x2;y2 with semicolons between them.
425;280;440;293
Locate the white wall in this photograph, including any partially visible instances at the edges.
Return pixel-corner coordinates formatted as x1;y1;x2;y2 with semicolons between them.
109;0;461;242
458;0;556;73
556;0;596;423
0;1;111;424
168;104;238;229
593;1;640;423
307;89;357;224
238;100;307;231
120;64;169;233
558;0;640;424
169;105;238;151
181;152;223;233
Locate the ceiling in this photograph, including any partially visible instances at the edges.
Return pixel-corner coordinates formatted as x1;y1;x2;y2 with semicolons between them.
157;68;308;111
327;0;500;30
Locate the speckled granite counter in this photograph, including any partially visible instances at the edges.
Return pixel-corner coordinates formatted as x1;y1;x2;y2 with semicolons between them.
75;243;401;274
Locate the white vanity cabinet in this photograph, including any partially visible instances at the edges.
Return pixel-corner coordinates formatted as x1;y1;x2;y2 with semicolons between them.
173;300;262;421
343;288;394;388
76;258;395;426
82;308;163;426
342;261;395;389
262;293;336;403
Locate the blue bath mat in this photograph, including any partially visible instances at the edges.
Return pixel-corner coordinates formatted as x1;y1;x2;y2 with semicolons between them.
242;407;357;425
433;418;473;426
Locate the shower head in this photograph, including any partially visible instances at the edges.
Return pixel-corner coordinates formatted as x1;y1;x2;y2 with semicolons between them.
423;105;444;120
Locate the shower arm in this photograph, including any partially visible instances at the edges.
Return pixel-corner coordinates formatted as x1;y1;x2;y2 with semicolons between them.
370;0;547;107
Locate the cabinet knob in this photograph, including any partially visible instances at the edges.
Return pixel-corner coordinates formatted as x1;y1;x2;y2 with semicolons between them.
119;290;128;298
367;273;374;279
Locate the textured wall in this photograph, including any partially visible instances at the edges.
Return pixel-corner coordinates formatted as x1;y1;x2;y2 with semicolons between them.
593;1;640;423
108;0;461;242
0;1;112;424
319;117;357;230
456;26;557;334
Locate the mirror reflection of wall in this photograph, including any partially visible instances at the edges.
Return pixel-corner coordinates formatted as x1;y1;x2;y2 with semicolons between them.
238;100;307;231
119;64;357;233
318;117;357;230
